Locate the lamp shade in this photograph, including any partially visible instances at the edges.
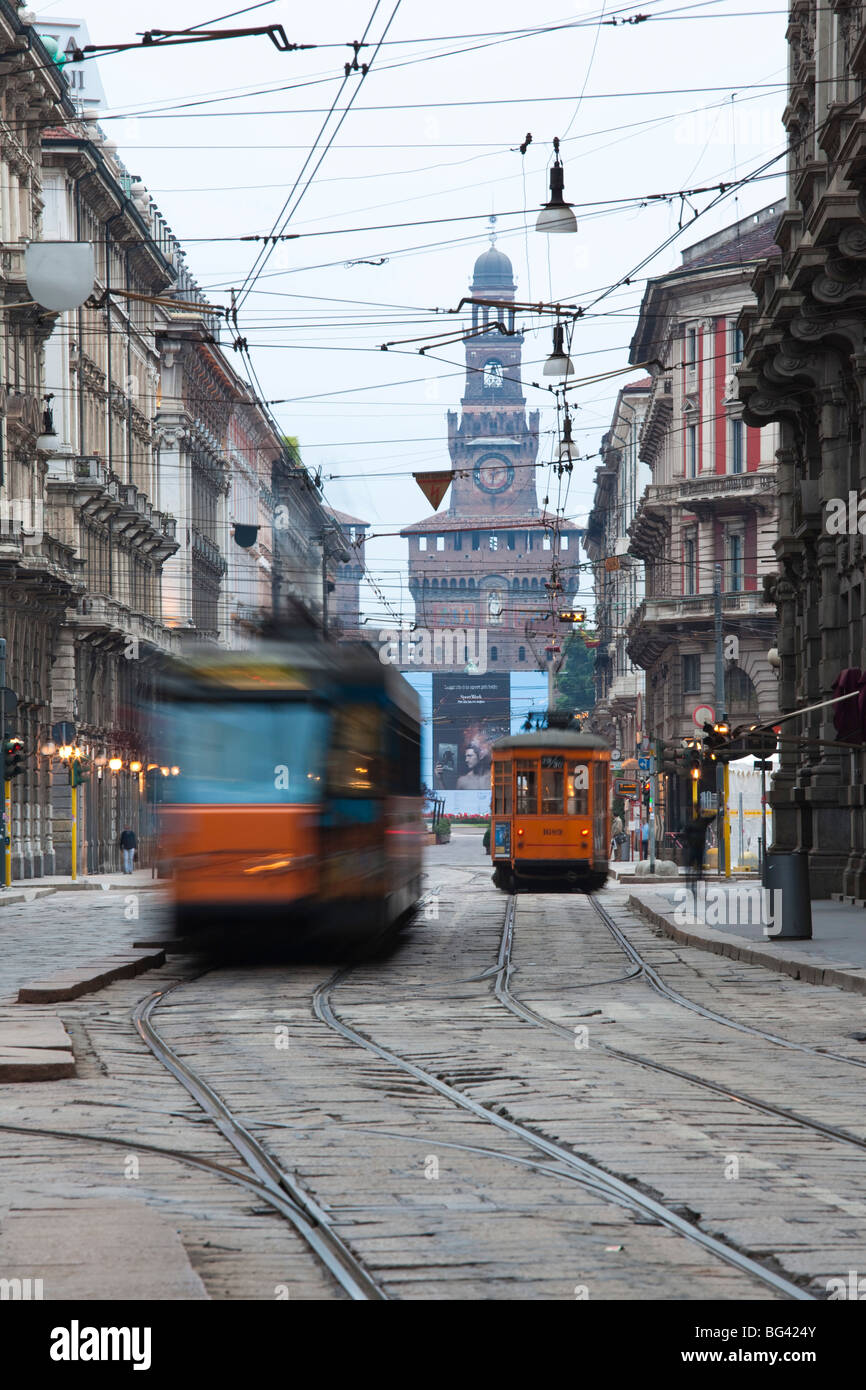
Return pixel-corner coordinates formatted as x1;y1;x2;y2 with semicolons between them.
536;159;577;235
543;323;574;378
26;241;95;311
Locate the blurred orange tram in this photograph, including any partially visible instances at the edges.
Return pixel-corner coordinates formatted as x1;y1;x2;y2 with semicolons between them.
489;730;611;893
154;638;424;948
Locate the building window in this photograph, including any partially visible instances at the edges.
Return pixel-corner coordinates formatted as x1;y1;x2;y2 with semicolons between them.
472;532;480;550
418;536;427;551
725;665;758;712
490;645;498;661
506;532;515;550
542;535;551;551
686;424;697;478
686;326;697;372
730;417;744;474
726;530;744;592
683;531;697;595
454;532;462;551
561;535;569;550
436;535;445;551
682;653;700;693
518;645;526;661
488;591;503;624
525;532;532;550
731;323;745;364
489;533;498;550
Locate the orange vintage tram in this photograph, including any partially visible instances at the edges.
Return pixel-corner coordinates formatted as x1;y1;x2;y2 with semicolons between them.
488;731;611;892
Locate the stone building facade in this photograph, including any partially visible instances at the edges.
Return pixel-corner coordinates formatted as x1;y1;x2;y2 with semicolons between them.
626;207;781;833
0;9;337;876
738;4;866;899
402;243;581;673
585;380;651;754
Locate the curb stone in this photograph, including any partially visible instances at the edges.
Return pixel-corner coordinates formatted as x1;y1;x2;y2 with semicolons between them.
626;892;866;997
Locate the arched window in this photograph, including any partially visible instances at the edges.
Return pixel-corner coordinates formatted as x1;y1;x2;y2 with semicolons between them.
518;645;526;661
468;578;475;590
459;578;466;590
490;645;499;662
450;578;457;590
512;577;520;590
522;578;529;591
531;578;539;590
725;666;759;713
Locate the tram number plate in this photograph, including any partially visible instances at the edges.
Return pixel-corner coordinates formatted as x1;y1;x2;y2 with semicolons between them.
541;756;564;769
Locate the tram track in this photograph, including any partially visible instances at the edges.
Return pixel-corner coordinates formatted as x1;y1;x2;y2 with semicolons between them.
313;958;813;1301
132;985;386;1302
495;895;866;1157
587;892;866;1070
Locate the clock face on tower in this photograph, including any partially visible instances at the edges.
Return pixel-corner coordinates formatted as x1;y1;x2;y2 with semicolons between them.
474;455;514;494
483;359;504;388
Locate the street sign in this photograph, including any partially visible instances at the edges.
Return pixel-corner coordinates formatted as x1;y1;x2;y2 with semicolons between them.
0;688;16;715
52;720;75;743
616;779;639;796
693;704;715;728
611;761;623;772
641;736;650;751
754;760;773;772
638;756;653;772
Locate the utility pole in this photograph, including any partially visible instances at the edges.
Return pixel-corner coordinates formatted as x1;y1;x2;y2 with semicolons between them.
321;541;329;637
713;564;730;877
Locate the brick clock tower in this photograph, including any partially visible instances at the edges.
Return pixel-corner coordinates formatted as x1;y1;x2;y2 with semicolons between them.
402;238;580;672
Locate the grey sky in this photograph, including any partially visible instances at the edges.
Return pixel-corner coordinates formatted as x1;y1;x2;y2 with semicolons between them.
34;0;788;624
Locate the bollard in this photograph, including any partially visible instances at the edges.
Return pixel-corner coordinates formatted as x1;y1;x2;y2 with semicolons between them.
763;850;812;939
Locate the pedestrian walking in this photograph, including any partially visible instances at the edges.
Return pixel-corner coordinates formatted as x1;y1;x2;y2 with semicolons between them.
610;813;623;859
119;826;137;875
641;819;650;859
683;812;712;900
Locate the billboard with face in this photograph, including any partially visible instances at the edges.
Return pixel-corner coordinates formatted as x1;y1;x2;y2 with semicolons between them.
431;674;510;808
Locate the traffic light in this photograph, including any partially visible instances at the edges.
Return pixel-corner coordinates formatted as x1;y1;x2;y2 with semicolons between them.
70;753;90;787
702;720;731;762
3;736;25;780
642;778;651;809
558;608;586;623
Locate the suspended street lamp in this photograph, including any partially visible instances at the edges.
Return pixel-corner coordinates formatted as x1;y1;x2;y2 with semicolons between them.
536;138;577;234
543;323;574;378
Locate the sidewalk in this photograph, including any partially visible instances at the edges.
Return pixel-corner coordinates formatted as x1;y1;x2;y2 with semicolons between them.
0;869;164;906
625;877;866;995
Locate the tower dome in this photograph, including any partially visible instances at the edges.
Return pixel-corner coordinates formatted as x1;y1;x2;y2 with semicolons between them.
471;245;515;292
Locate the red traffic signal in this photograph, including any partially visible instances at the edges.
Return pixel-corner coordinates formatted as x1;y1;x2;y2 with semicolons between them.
3;736;25;779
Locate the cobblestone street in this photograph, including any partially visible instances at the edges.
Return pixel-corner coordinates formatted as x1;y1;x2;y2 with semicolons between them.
1;846;865;1305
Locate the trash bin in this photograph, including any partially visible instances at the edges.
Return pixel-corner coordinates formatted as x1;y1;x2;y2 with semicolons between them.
762;850;812;939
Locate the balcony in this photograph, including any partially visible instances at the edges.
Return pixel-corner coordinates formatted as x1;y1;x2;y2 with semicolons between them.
70;595;177;654
627;590;774;667
191;527;227;576
650;468;777;517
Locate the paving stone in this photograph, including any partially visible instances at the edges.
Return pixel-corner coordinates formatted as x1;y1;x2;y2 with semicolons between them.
0;1047;75;1081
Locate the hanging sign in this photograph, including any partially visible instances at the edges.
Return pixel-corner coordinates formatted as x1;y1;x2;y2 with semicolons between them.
413;470;452;510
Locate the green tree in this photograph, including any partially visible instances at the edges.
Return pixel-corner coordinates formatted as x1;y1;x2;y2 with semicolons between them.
555;633;596;713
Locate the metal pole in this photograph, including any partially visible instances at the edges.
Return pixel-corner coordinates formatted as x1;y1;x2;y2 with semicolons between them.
738;789;744;869
321;540;329;637
714;564;727;876
0;637;7;889
70;782;77;883
761;762;767;866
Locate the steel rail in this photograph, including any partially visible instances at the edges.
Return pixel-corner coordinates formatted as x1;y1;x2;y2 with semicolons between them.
133;988;386;1302
588;893;866;1069
496;897;866;1155
313;965;812;1301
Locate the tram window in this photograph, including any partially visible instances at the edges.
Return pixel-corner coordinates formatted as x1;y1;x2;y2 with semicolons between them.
493;761;512;814
567;763;590;814
541;765;564;814
515;760;537;814
162;702;329;804
328;706;382;795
